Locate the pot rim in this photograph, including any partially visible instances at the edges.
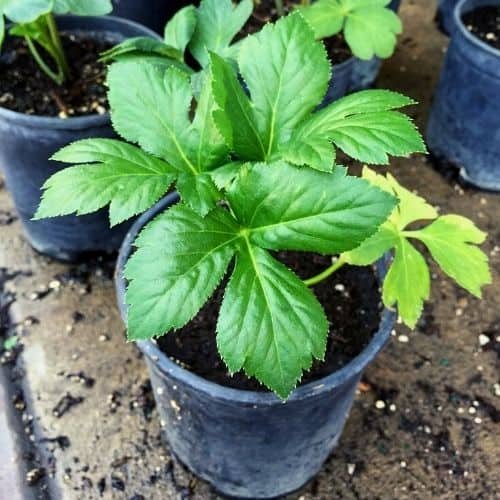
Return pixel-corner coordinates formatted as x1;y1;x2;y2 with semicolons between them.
0;14;160;129
454;0;500;58
115;194;397;406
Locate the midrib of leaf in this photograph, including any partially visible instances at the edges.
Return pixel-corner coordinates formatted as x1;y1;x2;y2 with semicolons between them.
227;73;266;158
248;198;362;233
243;236;287;389
133;82;199;175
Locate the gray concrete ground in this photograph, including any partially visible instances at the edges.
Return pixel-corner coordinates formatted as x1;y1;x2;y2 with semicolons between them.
1;0;499;499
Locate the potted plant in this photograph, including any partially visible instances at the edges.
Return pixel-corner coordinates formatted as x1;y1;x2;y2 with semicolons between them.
248;0;403;102
0;0;161;261
35;12;491;498
110;0;193;34
102;0;402;103
427;0;500;191
100;0;253;72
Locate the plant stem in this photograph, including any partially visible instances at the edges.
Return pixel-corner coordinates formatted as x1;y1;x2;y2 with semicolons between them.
45;13;70;81
25;36;64;84
304;256;347;287
275;0;285;16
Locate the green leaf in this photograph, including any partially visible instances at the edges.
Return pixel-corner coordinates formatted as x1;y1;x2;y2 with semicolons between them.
176;172;221;217
107;62;199;173
53;0;112;16
383;237;430;328
0;15;5;50
35;139;176;226
3;0;51;23
228;162;397;254
189;0;253;67
209;161;244;190
297;0;345;39
406;215;491;297
344;169;491;327
343;223;398;266
362;168;437;229
298;0;402;60
164;5;197;55
344;2;402;60
191;69;230;170
281;90;425;170
217;244;328;398
210;52;266;160
238;12;331;157
125;204;239;341
99;37;183;64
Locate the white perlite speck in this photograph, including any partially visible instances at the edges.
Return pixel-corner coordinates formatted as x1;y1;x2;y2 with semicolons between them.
375;400;386;409
398;335;409;343
347;463;356;475
478;334;490;347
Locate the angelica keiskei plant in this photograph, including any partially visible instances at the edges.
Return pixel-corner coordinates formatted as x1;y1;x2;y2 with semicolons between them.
0;0;112;84
100;0;253;71
296;0;402;60
35;13;490;398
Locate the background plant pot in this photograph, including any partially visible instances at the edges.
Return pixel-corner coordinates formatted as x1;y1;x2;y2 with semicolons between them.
0;15;160;261
323;0;401;104
115;194;397;499
111;0;193;34
426;0;500;191
437;0;459;35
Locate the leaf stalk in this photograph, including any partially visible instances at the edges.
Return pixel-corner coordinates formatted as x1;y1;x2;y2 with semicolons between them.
304;255;346;287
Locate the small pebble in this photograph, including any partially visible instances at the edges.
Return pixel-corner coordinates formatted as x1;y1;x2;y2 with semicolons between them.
478;334;490;347
375;400;386;410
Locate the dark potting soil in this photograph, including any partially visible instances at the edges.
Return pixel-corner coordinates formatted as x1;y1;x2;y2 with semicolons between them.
462;6;500;50
239;0;352;64
0;32;112;117
157;252;382;392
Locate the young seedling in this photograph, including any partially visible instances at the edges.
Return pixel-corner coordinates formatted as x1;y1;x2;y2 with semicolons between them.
0;0;112;84
36;13;490;398
100;0;253;71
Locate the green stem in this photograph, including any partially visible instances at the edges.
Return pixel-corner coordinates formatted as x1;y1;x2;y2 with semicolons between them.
25;36;64;85
275;0;285;16
45;13;70;81
304;255;347;287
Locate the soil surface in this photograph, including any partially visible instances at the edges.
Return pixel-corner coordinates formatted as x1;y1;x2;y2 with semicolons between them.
463;6;500;50
158;254;381;391
0;1;499;499
0;32;111;117
240;0;352;64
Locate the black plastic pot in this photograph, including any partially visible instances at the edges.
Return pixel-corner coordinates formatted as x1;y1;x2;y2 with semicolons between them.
427;0;500;191
0;16;160;261
323;0;402;104
111;0;193;34
115;194;397;499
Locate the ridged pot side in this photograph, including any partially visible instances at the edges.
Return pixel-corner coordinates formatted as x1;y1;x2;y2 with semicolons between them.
427;0;500;191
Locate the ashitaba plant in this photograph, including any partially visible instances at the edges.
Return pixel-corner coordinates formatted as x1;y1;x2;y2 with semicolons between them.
297;0;402;60
35;12;491;398
100;0;253;72
0;0;112;84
